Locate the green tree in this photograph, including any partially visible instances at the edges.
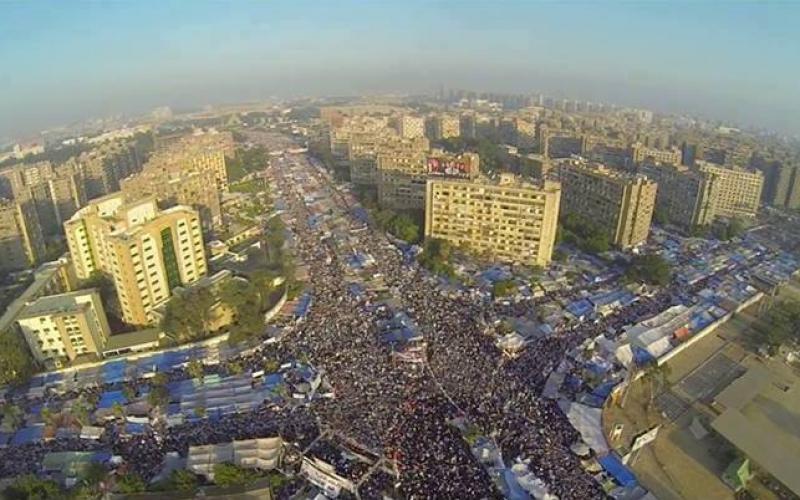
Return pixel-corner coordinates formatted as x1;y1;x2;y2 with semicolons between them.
418;238;455;278
643;363;672;408
151;372;168;387
2;475;63;499
115;473;146;494
121;384;137;401
1;403;24;433
0;328;35;387
147;385;169;409
213;462;257;488
186;360;205;381
40;407;55;426
263;358;281;373
652;209;669;226
161;287;216;342
624;254;672;286
81;462;108;487
168;470;199;492
492;279;517;298
111;402;125;419
227;361;244;375
71;397;91;427
77;271;118;315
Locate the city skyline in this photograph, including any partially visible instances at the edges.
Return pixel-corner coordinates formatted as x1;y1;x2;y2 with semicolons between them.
2;0;800;139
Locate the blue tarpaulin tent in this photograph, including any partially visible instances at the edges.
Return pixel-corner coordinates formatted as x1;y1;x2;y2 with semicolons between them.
632;346;655;366
124;423;147;435
567;299;594;318
592;381;617;400
103;360;127;384
295;294;312;317
12;425;44;445
98;390;127;409
352;207;369;223
598;454;637;487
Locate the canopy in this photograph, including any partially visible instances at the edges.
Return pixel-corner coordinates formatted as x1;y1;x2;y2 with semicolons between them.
598;453;637;487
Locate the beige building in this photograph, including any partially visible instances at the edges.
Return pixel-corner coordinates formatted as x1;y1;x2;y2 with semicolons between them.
64;193;208;325
642;163;718;229
0;161;87;233
154;131;233;191
428;115;461;140
121;166;221;231
0;198;45;273
397;115;426;139
696;161;763;219
424;174;561;266
560;160;657;248
630;142;682;166
16;289;110;368
119;131;230;231
47;169;87;226
348;132;429;187
378;151;478;211
69;141;141;199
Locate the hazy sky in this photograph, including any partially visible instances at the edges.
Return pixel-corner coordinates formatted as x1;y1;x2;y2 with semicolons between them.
1;0;799;139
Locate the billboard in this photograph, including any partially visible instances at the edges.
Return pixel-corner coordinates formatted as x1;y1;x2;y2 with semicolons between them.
427;157;471;177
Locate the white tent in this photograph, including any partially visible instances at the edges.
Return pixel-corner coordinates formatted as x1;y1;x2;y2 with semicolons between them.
558;401;609;456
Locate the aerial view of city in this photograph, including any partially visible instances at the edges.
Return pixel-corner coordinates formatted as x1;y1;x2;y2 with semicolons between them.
1;2;799;499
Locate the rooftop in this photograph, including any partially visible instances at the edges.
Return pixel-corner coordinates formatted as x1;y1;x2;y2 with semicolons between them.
18;289;99;319
711;363;800;496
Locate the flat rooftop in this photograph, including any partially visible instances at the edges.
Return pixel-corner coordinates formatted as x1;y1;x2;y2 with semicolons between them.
711;363;800;496
17;289;101;319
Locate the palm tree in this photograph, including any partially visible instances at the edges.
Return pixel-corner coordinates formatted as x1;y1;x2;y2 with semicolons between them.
643;363;671;409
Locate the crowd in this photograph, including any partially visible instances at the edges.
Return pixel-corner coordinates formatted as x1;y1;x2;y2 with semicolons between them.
2;141;760;499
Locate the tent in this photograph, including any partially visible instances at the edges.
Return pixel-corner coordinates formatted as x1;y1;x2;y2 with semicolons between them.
97;390;127;409
598;453;637;487
558;402;609;455
11;425;44;445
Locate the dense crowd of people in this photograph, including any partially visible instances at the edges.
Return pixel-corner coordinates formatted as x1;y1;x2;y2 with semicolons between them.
0;137;764;499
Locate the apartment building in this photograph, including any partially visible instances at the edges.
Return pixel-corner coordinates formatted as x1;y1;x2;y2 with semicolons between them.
16;289;110;368
0;198;45;273
642;163;718;229
378;151;478;211
559;160;657;248
760;161;800;210
397;115;426;139
630;142;682;166
121;161;222;231
696;161;763;218
427;115;461;141
155;131;233;191
69;141;140;199
64;193;207;325
348;132;429;187
424;174;561;266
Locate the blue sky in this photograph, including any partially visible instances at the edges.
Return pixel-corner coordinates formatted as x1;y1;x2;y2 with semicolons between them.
1;1;799;138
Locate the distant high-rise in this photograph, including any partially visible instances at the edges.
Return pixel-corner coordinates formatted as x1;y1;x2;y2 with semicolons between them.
0;198;45;273
120;133;229;231
397;115;426;139
427;115;460;141
696;161;763;219
760;161;800;210
64;193;208;325
642;163;718;229
424;174;561;266
69;141;141;199
559;160;657;248
630;142;682;166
